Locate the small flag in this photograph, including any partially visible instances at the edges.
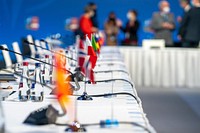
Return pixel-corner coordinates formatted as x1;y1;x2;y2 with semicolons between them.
91;34;99;52
85;36;97;83
96;32;105;46
86;36;97;69
55;52;71;109
77;39;89;74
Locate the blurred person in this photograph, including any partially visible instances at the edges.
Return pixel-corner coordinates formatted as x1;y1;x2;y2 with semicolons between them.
104;12;120;46
88;2;98;28
178;0;191;47
150;0;175;47
178;0;191;21
181;0;191;12
79;5;98;39
120;10;140;46
178;0;200;48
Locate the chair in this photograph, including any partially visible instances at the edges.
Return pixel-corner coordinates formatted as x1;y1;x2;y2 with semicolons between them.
27;35;36;57
35;40;43;54
12;42;23;63
142;39;165;49
1;44;12;68
40;40;50;54
47;41;52;51
40;40;47;49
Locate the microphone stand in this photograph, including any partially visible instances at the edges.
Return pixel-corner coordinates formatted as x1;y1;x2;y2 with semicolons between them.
87;78;134;88
24;40;77;62
0;65;77;126
0;46;81;93
94;69;129;75
0;45;79;80
65;87;86;132
77;66;93;100
24;40;86;82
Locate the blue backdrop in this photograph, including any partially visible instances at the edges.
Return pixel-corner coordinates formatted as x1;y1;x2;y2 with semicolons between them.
0;0;183;47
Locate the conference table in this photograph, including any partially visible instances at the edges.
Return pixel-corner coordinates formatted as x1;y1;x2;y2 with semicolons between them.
120;46;200;88
0;46;156;133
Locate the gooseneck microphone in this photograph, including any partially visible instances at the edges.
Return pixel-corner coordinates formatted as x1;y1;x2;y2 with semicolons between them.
86;78;134;88
94;70;129;75
23;40;77;62
0;45;72;75
0;46;81;91
0;65;73;125
23;40;85;81
24;40;126;79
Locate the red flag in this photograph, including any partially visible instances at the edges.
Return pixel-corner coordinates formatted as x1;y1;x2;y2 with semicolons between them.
88;68;95;83
85;36;97;83
86;36;97;69
84;58;95;84
77;39;88;74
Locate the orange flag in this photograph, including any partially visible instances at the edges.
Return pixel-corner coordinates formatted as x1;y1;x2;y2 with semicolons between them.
55;52;71;109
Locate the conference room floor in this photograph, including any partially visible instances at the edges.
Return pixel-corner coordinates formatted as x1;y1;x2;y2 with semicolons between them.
137;86;200;133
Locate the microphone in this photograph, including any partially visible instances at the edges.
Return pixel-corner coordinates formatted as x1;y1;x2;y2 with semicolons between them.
23;40;77;62
41;39;78;55
86;78;134;88
0;46;80;91
1;65;76;97
94;70;129;75
23;40;85;82
0;45;61;70
24;104;59;125
1;67;74;125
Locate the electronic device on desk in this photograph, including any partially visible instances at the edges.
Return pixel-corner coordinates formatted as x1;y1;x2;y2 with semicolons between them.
0;74;16;82
0;72;19;99
24;104;59;125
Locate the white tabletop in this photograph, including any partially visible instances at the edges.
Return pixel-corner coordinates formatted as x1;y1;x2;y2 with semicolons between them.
0;46;156;133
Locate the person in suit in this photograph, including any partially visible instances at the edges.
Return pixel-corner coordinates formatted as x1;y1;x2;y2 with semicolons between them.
178;0;200;48
150;0;175;47
180;0;191;13
177;0;191;23
178;0;191;47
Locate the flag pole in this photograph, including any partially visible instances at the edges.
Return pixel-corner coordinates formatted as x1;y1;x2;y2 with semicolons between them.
65;100;86;132
65;96;86;132
84;67;87;93
77;35;93;100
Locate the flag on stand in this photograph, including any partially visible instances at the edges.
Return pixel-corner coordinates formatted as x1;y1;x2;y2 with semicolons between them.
91;34;100;52
94;34;102;54
85;60;95;83
96;32;105;46
86;36;97;69
77;39;88;74
85;36;97;83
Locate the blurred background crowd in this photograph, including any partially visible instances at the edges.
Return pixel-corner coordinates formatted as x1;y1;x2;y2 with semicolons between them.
0;0;200;48
73;0;200;48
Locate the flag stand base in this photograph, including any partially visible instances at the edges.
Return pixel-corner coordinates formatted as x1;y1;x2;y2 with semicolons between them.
65;121;86;132
77;92;93;100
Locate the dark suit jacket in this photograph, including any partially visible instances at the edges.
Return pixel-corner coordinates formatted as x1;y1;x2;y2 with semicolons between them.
91;10;98;28
178;6;191;39
179;7;200;42
150;12;175;46
121;20;140;42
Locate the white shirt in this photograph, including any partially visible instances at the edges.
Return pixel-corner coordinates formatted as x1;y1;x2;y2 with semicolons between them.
184;5;191;12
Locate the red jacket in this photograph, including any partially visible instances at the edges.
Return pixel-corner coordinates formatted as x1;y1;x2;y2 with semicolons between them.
80;15;93;39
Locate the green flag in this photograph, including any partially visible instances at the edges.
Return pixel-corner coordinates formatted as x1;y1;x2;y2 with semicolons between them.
91;34;99;51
